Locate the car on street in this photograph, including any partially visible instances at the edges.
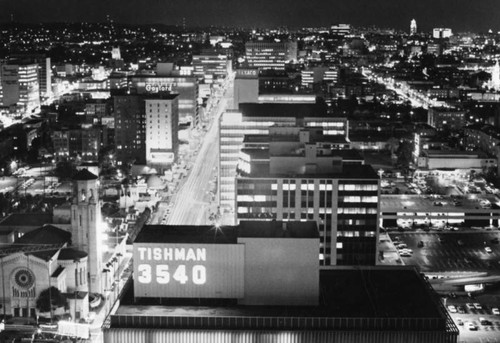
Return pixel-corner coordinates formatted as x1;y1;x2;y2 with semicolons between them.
417;241;424;247
447;305;457;313
479;317;492;325
467;322;478;331
456;318;463;326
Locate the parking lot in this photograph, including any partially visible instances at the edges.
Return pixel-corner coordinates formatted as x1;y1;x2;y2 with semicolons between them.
388;231;500;272
445;292;500;343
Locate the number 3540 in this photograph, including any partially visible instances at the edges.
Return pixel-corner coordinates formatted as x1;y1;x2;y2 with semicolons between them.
137;264;206;285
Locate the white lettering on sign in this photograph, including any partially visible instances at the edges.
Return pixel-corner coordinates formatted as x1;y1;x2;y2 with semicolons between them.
237;69;258;77
138;247;206;262
137;264;207;285
145;83;173;93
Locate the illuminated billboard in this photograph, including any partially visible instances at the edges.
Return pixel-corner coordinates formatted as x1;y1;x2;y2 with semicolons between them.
133;243;245;298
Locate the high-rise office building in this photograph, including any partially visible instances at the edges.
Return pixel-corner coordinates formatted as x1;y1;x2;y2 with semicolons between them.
219;103;348;219
1;61;40;114
410;19;417;35
129;75;199;126
232;68;259;109
192;51;232;83
433;28;453;39
105;223;458;343
235;127;379;266
330;24;351;36
245;41;297;70
114;94;148;166
114;92;181;169
10;54;52;99
145;94;179;168
111;47;121;60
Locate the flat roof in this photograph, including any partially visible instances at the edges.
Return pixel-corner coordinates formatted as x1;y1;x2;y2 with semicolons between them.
424;150;486;158
243;162;378;179
239;103;328;118
244;134;349;144
0;213;53;228
111;267;448;331
134;221;319;244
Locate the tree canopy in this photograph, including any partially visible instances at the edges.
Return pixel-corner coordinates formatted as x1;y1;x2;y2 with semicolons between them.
36;286;68;313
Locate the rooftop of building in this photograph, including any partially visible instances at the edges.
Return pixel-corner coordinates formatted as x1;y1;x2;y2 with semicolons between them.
129;75;196;80
63;291;88;300
110;267;452;332
465;124;500;140
238;102;328;118
348;131;393;142
429;106;464;113
134;221;319;244
422;149;488;158
242;147;363;161
241;160;378;179
243;133;349;145
0;213;53;228
57;248;88;261
73;169;98;181
0;224;70;261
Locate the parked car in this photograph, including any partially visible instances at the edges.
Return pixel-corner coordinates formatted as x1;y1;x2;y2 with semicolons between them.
485;246;492;253
467;322;478;331
492;307;500;315
447;305;457;313
474;303;483;310
479;317;492;325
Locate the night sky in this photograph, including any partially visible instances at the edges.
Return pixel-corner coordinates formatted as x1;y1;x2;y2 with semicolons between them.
0;0;499;32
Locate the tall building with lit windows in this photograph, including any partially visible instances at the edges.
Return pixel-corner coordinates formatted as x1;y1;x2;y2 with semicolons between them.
114;94;148;166
410;19;417;35
129;75;198;126
245;41;297;70
219;103;349;223
235;127;379;266
115;92;180;168
1;60;40;114
192;52;232;83
145;94;179;168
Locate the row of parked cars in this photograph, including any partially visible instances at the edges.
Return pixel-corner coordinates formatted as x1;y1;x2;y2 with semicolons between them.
448;303;500;315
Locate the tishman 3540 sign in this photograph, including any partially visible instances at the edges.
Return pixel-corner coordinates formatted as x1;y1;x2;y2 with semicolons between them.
133;243;245;298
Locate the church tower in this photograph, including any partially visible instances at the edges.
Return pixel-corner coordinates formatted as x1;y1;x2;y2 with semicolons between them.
71;169;102;295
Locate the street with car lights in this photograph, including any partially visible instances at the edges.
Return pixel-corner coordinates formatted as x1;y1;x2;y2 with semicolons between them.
162;74;234;226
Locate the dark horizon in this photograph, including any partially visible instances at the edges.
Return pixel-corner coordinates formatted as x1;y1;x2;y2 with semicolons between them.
0;0;499;33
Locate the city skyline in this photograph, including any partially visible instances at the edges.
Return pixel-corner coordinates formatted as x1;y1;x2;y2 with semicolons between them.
0;0;499;32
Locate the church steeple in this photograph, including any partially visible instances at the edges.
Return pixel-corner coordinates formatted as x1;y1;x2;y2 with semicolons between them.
71;169;102;295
